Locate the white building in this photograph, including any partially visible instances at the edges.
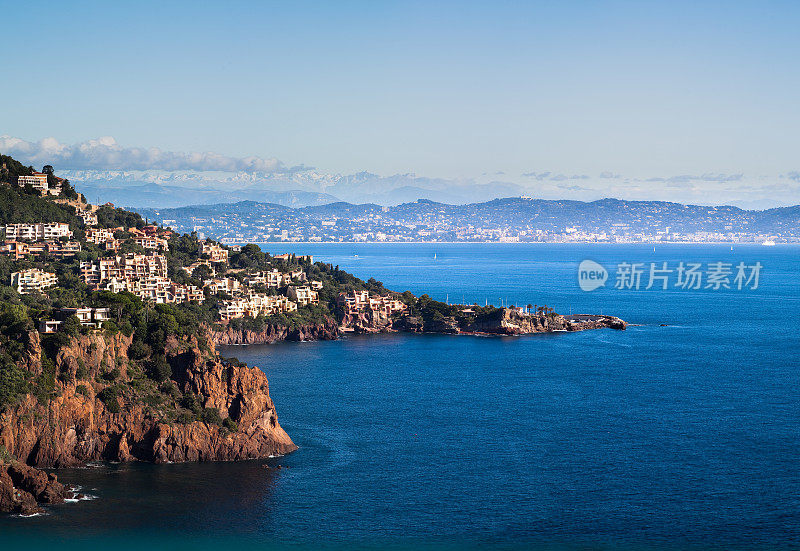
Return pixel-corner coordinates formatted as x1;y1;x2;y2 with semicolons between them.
78;209;98;226
288;285;319;306
11;269;58;294
5;223;73;241
17;173;59;195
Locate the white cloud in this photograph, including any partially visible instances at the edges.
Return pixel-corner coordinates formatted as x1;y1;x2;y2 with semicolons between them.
645;173;743;184
0;135;287;173
521;171;589;181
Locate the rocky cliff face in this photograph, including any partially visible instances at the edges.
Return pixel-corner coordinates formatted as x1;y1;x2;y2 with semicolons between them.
213;317;339;345
0;331;296;473
0;462;71;515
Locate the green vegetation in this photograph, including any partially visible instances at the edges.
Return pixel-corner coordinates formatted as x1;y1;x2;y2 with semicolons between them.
97;385;121;413
0;154;33;184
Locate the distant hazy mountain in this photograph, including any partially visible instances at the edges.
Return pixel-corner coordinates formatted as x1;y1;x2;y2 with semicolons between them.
60;169;526;208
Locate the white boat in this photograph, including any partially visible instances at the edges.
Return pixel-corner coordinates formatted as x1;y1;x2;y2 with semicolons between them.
762;240;776;246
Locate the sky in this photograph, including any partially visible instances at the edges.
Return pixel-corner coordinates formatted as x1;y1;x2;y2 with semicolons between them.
2;0;800;208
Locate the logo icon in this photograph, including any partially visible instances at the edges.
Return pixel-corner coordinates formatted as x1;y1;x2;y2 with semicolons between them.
578;260;608;291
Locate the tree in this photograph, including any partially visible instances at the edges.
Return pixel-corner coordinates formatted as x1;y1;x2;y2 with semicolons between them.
192;264;213;282
62;314;82;337
149;354;171;383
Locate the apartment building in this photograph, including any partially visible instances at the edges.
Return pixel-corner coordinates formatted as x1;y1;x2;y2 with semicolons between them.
203;277;241;294
80;253;167;287
338;290;370;315
86;228;115;245
134;235;169;251
288;285;319;306
78;209;98;226
245;269;290;288
337;290;407;316
1;240;81;259
172;283;205;303
94;277;131;294
17;173;60;195
132;276;204;304
369;296;408;316
201;241;228;263
218;293;297;321
11;269;58;294
4;222;73;241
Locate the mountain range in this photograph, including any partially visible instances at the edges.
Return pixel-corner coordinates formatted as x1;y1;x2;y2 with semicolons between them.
64;169;527;208
136;197;800;242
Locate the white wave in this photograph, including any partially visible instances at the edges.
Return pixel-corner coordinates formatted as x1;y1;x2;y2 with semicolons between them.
13;511;48;518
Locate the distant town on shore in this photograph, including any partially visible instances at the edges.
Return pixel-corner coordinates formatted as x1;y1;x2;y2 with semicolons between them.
136;197;800;245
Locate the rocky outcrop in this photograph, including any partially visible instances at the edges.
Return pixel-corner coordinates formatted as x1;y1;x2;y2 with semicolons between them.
213;318;339;345
0;462;70;515
466;310;627;334
0;331;296;471
391;316;424;333
212;308;626;344
395;309;627;336
340;309;395;334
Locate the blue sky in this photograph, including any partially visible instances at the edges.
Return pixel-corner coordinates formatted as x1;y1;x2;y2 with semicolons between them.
3;1;800;206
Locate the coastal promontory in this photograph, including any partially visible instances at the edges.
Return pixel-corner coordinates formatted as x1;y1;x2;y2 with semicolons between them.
0;155;625;513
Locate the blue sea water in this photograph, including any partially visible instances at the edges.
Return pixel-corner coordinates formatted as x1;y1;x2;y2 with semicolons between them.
3;244;800;550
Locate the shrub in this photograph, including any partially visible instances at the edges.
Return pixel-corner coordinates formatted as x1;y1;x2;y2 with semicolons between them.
0;355;28;409
148;354;171;383
159;380;180;399
75;358;88;380
97;386;121;413
200;407;223;426
75;384;89;397
142;393;162;408
62;314;81;337
0;444;12;464
102;320;120;335
102;367;120;381
175;412;194;425
222;417;238;433
128;340;151;361
120;322;134;337
180;392;201;415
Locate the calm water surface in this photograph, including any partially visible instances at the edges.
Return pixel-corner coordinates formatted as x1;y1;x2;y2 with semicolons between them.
3;244;799;550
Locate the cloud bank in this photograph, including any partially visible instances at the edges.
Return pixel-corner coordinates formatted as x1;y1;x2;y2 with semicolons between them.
0;135;286;173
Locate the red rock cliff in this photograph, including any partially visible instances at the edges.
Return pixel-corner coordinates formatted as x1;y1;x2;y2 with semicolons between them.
0;330;296;470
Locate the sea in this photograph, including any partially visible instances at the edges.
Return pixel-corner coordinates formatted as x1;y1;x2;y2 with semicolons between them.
2;243;799;551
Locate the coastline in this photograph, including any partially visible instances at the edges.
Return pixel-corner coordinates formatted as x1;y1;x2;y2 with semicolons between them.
213;312;627;346
246;240;797;246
